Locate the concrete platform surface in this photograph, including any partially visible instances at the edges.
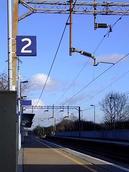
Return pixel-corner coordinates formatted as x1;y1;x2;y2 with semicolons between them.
20;135;129;172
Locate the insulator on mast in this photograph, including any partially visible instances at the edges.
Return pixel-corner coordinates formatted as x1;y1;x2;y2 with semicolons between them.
95;23;108;29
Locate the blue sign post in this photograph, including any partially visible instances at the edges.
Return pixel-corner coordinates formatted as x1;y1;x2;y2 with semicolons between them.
21;100;32;106
16;36;37;56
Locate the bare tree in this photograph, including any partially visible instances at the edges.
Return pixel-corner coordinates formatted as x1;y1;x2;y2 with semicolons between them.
100;92;129;128
0;73;8;90
0;73;30;96
123;105;129;120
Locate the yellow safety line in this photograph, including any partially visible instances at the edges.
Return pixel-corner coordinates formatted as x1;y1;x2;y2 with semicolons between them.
36;138;97;172
53;148;97;172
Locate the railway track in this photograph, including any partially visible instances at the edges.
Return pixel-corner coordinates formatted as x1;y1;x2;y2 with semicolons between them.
46;136;129;165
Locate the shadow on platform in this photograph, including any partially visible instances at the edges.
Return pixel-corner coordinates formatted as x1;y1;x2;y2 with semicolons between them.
19;164;125;172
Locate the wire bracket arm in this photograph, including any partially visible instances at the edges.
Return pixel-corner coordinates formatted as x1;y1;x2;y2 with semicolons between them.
71;47;96;65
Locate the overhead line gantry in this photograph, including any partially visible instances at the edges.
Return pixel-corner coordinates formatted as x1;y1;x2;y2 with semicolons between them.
19;0;129;20
12;0;129;88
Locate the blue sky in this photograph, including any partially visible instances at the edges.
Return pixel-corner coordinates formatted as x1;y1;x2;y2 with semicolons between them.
1;0;129;125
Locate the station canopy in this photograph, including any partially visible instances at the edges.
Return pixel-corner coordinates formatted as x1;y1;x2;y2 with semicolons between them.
21;113;35;128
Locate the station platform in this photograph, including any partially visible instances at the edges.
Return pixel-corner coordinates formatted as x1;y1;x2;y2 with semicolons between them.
18;135;129;172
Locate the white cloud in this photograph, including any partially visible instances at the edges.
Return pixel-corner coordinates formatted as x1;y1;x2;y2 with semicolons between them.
29;73;57;91
63;94;87;105
32;99;44;106
97;54;123;63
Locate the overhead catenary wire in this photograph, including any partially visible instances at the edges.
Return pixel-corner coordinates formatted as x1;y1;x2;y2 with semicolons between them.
93;14;125;55
56;11;125;105
55;60;89;104
36;1;128;106
36;23;67;106
62;52;129;105
36;0;78;106
79;67;129;105
80;69;129;111
80;13;128;103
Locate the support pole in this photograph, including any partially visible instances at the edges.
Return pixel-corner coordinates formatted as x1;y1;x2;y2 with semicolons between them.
69;0;73;56
7;0;13;90
52;105;55;135
17;58;21;150
93;0;97;30
93;105;96;130
78;106;81;137
12;0;19;89
17;58;21;116
67;106;69;117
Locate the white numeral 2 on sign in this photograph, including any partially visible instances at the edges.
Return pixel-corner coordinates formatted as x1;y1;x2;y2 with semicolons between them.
21;38;32;53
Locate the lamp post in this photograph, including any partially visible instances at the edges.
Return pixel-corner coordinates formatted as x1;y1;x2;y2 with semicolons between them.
90;104;96;130
52;104;55;135
78;106;81;137
48;105;56;136
18;80;28;150
73;106;81;137
20;80;28;95
20;80;28;114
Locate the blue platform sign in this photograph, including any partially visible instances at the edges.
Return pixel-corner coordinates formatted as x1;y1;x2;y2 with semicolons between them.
16;36;37;56
21;100;32;106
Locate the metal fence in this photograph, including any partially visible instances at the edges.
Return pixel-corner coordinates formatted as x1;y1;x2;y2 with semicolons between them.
56;130;129;141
